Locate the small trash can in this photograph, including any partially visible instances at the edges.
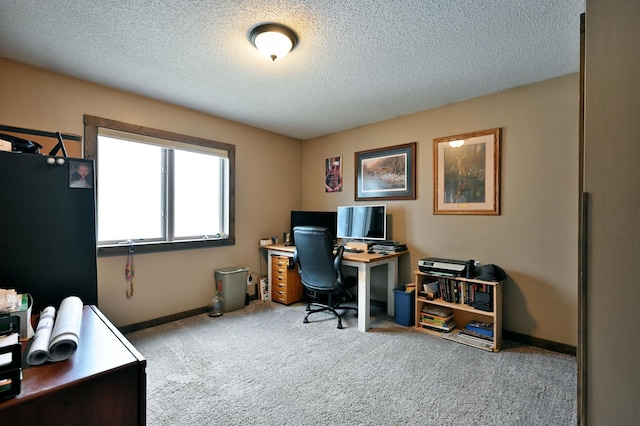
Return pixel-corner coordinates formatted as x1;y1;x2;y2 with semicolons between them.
394;286;415;326
214;266;250;313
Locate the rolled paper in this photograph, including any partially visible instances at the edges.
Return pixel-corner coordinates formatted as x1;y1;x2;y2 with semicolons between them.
47;296;83;362
26;306;56;366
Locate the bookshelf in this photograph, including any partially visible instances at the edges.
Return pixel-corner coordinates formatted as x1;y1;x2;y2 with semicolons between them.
414;270;503;352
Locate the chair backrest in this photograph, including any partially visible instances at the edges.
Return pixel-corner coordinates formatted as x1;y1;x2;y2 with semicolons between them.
292;226;343;293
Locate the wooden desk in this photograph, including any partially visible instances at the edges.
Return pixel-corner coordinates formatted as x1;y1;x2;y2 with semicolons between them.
265;243;405;332
0;305;146;426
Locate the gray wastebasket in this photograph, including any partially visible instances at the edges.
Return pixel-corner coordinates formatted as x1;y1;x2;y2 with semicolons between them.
214;266;250;313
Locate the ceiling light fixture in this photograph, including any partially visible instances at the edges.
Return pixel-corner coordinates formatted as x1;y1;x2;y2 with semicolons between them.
250;23;298;61
448;139;465;148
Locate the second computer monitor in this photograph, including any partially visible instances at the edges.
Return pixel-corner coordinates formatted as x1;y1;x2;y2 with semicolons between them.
336;205;387;241
290;210;338;245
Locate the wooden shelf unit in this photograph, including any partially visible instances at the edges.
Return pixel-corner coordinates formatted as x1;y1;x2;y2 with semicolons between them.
414;270;503;352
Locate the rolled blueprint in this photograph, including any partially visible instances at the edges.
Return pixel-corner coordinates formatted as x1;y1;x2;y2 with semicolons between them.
26;306;56;365
47;296;83;362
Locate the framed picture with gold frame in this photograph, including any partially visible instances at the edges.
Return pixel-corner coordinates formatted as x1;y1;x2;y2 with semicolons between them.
433;128;501;215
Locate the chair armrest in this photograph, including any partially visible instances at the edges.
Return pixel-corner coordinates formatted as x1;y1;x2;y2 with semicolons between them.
293;250;302;274
333;246;344;270
334;245;345;284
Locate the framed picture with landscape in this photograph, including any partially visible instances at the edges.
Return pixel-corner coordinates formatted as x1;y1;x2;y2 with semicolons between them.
355;142;416;201
433;128;501;215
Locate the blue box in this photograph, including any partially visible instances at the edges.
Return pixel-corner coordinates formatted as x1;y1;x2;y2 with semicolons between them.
393;288;415;326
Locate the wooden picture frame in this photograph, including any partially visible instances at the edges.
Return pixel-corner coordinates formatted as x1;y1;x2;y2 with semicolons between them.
355;142;416;201
433;128;501;215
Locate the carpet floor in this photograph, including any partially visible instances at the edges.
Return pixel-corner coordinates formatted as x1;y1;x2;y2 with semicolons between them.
125;300;577;425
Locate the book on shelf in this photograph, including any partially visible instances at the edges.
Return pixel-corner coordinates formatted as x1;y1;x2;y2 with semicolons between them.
464;320;494;336
420;312;454;324
439;279;451;302
467;282;477;306
468;320;492;329
459;327;493;341
435;278;467;304
451;280;457;303
429;279;495;311
422;280;439;292
421;319;453;331
421;305;453;319
456;330;494;346
420;318;456;333
451;331;495;349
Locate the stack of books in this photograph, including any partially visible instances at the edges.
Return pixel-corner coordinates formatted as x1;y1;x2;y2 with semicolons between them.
457;320;494;345
419;305;455;332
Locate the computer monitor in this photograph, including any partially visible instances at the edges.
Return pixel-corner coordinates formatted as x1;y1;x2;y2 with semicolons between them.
336;205;387;241
289;211;338;245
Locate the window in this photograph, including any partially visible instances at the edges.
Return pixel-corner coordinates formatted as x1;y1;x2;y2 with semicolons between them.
84;115;235;255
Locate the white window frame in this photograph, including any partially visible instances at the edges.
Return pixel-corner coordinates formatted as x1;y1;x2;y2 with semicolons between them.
84;115;236;256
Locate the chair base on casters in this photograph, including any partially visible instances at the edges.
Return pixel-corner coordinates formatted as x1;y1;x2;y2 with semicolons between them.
303;296;358;329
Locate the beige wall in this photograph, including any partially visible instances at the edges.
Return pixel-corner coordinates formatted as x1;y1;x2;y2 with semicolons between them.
584;0;640;423
302;74;579;346
0;58;302;327
0;59;579;347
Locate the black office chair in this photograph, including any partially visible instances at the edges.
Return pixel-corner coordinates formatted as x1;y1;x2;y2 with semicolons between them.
292;226;358;329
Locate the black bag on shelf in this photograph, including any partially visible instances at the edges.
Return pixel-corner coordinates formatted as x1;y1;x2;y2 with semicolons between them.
0;132;43;154
474;291;493;312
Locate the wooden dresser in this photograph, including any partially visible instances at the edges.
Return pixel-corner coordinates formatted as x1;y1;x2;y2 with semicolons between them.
271;254;303;305
0;305;146;425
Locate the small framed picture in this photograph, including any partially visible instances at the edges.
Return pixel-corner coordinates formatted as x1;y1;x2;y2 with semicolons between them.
325;156;343;192
69;160;94;189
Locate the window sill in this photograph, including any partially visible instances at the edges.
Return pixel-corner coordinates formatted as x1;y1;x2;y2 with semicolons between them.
97;238;235;257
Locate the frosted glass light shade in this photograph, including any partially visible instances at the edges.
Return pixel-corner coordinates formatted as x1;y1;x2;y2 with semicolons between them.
250;24;298;61
254;31;293;61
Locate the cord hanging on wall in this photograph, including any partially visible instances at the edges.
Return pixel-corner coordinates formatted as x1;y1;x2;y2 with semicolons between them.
125;241;135;298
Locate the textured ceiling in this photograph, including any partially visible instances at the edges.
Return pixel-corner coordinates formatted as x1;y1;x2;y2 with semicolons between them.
0;1;584;140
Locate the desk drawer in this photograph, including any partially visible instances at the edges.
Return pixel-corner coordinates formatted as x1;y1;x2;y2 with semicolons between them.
271;276;297;305
272;256;291;269
272;287;290;304
272;271;288;285
270;256;303;305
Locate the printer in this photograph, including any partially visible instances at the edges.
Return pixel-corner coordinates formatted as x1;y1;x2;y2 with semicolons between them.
418;257;471;277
